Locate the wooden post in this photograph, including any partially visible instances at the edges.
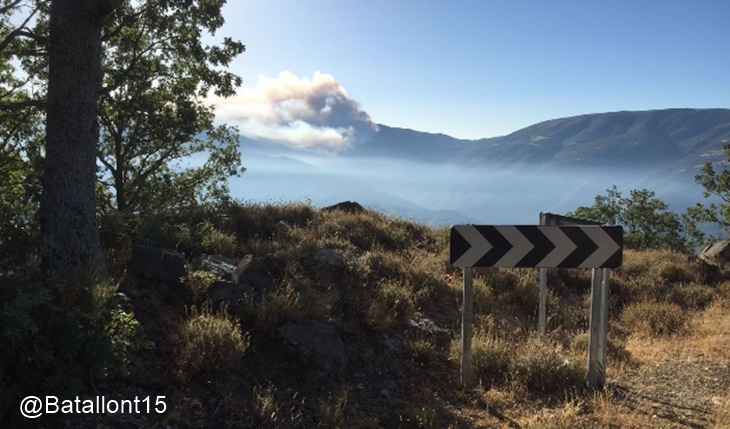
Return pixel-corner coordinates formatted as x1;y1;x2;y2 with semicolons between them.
461;267;474;390
587;268;607;389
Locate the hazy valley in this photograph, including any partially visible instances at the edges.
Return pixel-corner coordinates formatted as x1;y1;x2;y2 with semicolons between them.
229;108;730;225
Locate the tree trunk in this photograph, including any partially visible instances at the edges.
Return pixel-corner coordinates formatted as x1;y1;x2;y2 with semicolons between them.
39;0;119;276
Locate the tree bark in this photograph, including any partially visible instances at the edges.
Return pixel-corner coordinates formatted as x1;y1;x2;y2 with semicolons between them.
39;0;119;276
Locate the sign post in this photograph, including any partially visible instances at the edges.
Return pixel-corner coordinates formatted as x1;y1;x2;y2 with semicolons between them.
461;266;473;389
450;224;622;390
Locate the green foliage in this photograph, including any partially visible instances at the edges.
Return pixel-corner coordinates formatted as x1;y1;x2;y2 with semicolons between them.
0;273;144;422
176;302;249;380
95;0;246;216
688;140;730;241
404;339;438;368
184;270;217;304
570;186;692;252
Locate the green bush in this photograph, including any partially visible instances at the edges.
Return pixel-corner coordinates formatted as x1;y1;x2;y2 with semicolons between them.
0;273;143;423
405;339;438;367
176;302;249;379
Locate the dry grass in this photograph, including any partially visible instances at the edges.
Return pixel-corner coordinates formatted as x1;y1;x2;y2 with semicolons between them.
626;299;730;364
65;202;730;428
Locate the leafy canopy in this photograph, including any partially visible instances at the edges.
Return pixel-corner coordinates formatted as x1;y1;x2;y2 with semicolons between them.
569;186;691;252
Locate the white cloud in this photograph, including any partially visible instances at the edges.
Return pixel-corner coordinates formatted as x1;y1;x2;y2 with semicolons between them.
209;71;377;153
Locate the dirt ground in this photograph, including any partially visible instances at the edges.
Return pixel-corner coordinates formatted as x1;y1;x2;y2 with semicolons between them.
608;301;730;429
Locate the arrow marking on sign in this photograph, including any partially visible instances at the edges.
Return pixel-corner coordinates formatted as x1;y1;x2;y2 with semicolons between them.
579;226;622;268
452;224;493;267
534;226;577;267
494;225;534;267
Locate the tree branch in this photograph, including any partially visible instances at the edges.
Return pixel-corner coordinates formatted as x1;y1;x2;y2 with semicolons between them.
0;99;45;110
0;1;45;55
0;0;23;16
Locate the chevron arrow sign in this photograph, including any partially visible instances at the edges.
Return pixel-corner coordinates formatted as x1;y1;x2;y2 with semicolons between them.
450;225;623;268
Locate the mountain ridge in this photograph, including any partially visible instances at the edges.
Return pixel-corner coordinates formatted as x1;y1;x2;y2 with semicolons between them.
234;108;730;225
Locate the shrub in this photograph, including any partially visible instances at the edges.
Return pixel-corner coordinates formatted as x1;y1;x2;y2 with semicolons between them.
571;332;632;364
512;336;585;393
671;283;715;310
184;270;217;304
231;201;315;241
621;301;688;337
0;273;143;424
196;220;237;255
449;329;513;387
176;303;249;379
365;280;414;331
259;289;306;329
405;339;438;367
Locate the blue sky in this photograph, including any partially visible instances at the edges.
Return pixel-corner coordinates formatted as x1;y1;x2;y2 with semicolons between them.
211;1;730;140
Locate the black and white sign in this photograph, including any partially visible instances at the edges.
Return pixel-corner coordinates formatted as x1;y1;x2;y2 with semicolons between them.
450;225;623;268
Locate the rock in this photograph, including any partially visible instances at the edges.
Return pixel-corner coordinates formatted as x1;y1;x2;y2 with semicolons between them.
547;273;565;289
305;249;345;283
700;240;730;266
312;249;344;269
233;255;274;292
209;281;247;305
130;245;187;284
272;220;291;236
700;259;724;284
278;322;347;375
316;282;342;302
193;254;236;280
322;201;365;214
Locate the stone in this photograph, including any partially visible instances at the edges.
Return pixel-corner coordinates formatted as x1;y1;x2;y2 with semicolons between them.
233;255;274;292
322;201;365;214
278;322;347;375
312;249;344;269
209;281;247;305
700;240;730;265
193;254;236;280
130;245;187;284
272;220;291;236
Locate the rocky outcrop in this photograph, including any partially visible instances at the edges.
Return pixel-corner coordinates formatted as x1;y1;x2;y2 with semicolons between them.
700;240;730;266
193;254;237;280
322;201;365;214
130;245;187;284
278;321;346;375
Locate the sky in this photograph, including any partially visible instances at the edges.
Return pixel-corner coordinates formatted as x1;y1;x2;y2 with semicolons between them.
207;0;730;143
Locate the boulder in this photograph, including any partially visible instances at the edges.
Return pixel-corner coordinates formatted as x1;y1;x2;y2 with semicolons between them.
304;248;345;283
193;254;237;280
233;255;274;293
278;322;347;375
322;201;365;214
700;240;730;266
130;245;187;284
209;281;247;305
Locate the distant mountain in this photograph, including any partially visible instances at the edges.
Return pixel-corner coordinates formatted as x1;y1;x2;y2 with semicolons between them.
453;108;730;173
234;108;730;225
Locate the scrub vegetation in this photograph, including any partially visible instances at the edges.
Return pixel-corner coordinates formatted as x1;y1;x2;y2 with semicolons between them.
3;201;730;427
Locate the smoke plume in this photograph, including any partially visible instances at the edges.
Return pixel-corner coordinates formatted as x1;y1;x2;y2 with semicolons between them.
211;71;378;153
